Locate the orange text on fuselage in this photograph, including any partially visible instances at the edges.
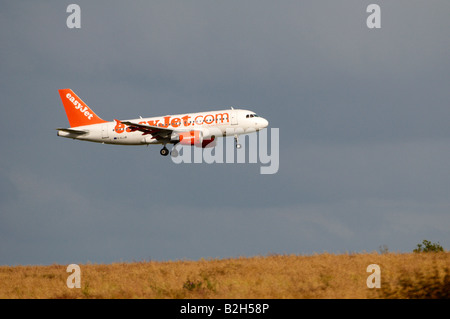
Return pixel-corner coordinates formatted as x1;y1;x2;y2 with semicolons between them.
114;113;229;133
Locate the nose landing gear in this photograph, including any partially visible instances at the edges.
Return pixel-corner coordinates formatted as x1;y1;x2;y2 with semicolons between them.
234;134;241;149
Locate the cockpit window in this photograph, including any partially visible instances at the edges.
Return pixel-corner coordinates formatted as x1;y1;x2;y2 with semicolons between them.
246;113;259;118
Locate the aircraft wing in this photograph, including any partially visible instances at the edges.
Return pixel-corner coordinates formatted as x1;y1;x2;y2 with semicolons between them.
119;120;174;140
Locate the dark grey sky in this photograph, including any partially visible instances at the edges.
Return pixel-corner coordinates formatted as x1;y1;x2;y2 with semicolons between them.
1;1;449;265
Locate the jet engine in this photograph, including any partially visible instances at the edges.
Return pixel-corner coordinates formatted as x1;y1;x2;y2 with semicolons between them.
171;131;216;148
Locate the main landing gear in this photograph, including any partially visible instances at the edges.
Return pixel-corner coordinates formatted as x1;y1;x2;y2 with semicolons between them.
170;148;178;157
160;144;179;157
160;146;169;156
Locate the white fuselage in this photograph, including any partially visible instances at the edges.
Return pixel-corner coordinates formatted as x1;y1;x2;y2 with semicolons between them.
57;109;269;145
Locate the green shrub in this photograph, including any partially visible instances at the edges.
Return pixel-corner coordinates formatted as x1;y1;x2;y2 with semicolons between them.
413;240;444;253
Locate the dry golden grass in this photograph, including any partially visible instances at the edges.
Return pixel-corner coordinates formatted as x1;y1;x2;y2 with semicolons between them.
0;252;449;299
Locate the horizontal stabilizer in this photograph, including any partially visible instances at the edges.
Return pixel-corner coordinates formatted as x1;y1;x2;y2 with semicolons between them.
56;128;88;135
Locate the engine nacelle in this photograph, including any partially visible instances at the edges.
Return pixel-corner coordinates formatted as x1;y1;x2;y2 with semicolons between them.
199;137;216;148
170;131;216;148
171;131;203;146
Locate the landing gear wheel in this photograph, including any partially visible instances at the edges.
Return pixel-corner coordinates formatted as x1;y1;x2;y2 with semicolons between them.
234;134;241;149
171;148;178;157
160;147;169;156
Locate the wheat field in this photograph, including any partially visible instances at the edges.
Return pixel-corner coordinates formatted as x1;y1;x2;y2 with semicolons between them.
0;252;449;299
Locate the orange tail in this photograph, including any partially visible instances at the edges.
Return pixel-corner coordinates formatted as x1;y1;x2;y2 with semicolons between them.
58;89;107;127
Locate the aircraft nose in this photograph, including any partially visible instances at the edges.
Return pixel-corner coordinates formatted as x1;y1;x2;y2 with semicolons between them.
261;118;269;128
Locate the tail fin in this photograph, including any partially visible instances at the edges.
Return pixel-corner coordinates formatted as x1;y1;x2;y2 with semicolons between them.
58;89;107;127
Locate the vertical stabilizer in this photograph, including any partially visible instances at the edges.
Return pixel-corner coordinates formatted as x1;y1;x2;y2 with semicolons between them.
58;89;107;127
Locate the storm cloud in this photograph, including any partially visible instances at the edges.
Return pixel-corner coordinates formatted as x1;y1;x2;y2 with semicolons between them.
1;1;449;264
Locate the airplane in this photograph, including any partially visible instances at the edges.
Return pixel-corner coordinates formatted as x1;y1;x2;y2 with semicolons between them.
56;89;269;157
